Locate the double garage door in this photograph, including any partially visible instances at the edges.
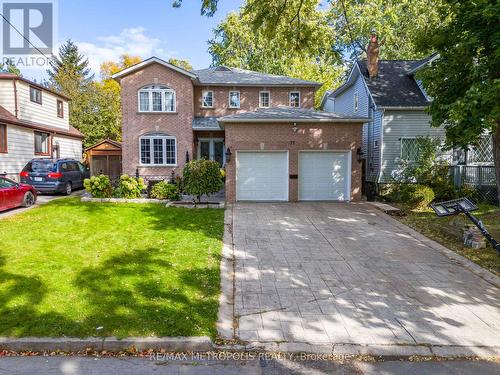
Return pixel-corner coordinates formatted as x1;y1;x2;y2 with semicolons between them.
236;151;350;201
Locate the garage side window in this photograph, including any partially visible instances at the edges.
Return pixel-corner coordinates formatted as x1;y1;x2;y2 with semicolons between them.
0;124;6;153
139;134;176;166
138;85;176;112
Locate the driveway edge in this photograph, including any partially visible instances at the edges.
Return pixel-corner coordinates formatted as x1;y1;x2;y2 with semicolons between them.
0;336;213;352
365;203;500;288
216;204;236;340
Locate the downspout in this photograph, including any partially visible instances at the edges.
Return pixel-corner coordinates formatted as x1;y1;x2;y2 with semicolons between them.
12;78;18;118
376;108;385;185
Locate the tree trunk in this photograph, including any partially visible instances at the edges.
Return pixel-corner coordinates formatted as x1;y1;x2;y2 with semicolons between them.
494;127;500;206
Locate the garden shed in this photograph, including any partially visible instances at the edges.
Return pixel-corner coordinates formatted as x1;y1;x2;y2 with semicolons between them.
85;139;122;180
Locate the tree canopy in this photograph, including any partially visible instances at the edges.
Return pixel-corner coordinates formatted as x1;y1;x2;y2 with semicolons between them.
415;0;500;202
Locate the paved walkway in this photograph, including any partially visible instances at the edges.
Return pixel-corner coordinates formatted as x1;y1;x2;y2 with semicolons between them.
230;203;500;353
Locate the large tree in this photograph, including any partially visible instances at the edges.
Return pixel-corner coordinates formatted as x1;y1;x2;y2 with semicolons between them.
416;0;500;204
208;9;343;105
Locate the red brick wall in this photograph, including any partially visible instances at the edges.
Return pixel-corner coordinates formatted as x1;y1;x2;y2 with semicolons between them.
194;86;316;117
224;122;363;202
120;62;194;178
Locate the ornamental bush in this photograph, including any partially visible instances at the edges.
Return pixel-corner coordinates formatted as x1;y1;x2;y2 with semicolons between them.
114;174;146;199
149;181;181;201
389;183;435;209
183;159;224;203
83;175;113;198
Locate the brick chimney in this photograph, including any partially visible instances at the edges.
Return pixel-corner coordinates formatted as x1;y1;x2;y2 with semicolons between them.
366;30;379;78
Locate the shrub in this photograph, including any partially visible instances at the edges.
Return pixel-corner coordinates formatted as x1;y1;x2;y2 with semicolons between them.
84;175;113;198
389;183;435;209
183;159;224;202
114;174;146;199
150;181;181;201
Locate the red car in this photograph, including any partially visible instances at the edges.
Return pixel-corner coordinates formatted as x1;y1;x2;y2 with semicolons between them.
0;176;37;212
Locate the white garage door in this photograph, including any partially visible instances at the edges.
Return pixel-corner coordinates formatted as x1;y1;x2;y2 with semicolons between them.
299;151;350;201
236;151;288;201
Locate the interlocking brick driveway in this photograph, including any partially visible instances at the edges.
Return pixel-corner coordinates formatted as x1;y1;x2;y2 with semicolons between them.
232;202;500;349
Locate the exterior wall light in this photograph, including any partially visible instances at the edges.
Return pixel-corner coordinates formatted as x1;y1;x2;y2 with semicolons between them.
225;148;232;163
356;147;364;162
292;123;298;134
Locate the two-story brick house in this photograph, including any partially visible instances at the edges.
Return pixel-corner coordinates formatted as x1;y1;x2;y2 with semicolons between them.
112;57;368;202
0;73;84;180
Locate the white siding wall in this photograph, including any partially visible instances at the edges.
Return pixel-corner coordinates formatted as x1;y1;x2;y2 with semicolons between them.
16;81;69;129
0;80;16;114
0;124;35;180
54;135;82;160
380;110;445;182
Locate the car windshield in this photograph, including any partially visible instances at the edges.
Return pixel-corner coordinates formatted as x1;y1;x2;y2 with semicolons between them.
26;161;57;173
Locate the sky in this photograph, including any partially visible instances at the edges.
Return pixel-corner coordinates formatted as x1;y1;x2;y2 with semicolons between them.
16;0;244;81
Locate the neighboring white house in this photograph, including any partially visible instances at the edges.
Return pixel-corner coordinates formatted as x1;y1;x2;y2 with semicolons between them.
321;56;494;188
0;73;84;181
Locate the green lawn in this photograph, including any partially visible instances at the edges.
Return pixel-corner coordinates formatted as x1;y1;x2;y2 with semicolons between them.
0;198;224;338
395;204;500;275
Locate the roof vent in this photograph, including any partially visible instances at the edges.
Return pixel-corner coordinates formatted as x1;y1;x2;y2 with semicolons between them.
214;66;232;72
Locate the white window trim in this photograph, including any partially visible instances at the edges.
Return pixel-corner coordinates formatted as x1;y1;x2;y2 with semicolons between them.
139;134;177;166
197;138;225;164
137;85;176;113
228;90;240;109
289;91;301;108
259;91;271;108
354;91;359;113
201;90;214;108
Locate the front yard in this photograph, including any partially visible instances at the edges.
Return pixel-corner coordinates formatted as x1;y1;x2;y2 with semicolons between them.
395;204;500;275
0;198;224;338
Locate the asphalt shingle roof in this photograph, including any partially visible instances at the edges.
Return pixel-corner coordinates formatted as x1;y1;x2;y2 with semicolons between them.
193;66;322;87
192;117;222;130
219;107;368;123
357;60;430;107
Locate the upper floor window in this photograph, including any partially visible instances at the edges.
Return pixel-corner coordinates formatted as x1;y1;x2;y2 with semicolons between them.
229;91;240;108
34;131;50;155
57;100;64;118
354;92;359;113
259;91;270;108
138;85;176;113
0;124;6;153
202;90;214;108
140;133;176;166
30;86;42;104
289;91;300;108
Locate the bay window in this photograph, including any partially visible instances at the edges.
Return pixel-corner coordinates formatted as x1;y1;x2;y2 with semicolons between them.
139;134;176;166
138;85;176;112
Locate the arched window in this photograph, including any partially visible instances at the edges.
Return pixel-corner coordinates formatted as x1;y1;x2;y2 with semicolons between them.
139;133;177;166
138;85;176;112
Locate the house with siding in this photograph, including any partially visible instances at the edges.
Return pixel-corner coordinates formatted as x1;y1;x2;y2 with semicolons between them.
0;73;84;180
321;55;494;191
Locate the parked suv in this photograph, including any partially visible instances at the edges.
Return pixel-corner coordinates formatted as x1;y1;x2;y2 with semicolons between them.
20;159;90;195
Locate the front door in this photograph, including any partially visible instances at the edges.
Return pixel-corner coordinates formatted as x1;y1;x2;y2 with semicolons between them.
198;139;225;165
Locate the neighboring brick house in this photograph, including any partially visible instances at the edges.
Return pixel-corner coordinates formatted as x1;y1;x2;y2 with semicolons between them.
112;57;367;202
0;73;84;181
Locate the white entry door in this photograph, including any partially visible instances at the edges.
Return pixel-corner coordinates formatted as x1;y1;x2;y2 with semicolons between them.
236;151;288;201
299;151;350;201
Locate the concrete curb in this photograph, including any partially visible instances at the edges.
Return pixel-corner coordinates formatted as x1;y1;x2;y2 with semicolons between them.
217;204;236;339
365;202;500;288
0;336;213;353
233;341;500;358
81;197;169;204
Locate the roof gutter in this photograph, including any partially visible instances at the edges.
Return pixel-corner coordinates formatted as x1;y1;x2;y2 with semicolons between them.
218;117;370;124
379;106;428;110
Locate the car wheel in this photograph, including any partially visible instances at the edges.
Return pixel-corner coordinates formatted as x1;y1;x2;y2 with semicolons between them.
64;182;72;196
22;191;36;207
